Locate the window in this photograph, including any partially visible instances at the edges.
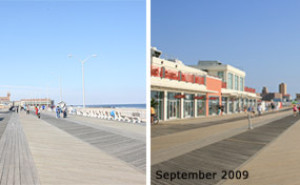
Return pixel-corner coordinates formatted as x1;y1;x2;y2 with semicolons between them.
240;77;244;91
227;73;233;89
217;71;224;82
235;75;239;90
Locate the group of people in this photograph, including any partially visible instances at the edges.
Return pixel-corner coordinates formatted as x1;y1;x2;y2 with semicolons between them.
56;105;67;118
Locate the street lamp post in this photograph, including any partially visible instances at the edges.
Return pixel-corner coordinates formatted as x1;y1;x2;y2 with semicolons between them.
69;54;96;108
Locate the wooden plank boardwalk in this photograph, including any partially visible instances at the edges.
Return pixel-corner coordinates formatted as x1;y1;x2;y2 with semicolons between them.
151;115;300;185
39;113;146;172
0;112;40;185
0;111;11;138
152;108;290;138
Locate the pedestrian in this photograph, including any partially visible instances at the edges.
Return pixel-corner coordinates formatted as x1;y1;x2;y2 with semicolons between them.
257;104;262;116
63;106;67;118
217;105;221;116
16;106;19;113
297;105;300;116
37;106;41;119
293;104;297;117
56;106;61;118
35;106;38;116
271;102;275;111
220;105;224;116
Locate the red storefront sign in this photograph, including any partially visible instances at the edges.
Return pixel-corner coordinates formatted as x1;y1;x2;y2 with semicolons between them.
174;94;185;99
164;69;178;80
151;67;160;77
194;96;205;100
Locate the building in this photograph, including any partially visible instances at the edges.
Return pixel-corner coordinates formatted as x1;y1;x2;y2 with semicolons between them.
261;83;291;102
190;60;260;115
262;86;268;95
279;83;287;96
261;92;282;101
151;48;260;121
0;92;11;105
20;98;54;106
296;94;300;101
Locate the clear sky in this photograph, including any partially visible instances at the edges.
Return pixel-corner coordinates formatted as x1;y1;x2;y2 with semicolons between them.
0;0;145;105
152;0;300;98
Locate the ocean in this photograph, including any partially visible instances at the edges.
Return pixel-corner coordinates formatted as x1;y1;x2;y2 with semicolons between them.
71;103;146;109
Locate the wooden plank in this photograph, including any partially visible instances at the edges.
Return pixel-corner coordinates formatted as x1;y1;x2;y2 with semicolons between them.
0;113;40;185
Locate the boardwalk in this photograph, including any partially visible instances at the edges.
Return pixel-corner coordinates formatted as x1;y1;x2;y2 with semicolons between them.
0;112;40;185
152;112;299;184
0;110;145;185
38;112;146;172
152;108;290;138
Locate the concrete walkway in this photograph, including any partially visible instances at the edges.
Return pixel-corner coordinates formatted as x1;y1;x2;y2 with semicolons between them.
20;112;145;185
222;117;300;185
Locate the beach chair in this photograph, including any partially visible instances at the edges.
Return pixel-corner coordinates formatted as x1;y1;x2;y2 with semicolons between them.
115;111;123;121
97;110;102;119
106;111;112;120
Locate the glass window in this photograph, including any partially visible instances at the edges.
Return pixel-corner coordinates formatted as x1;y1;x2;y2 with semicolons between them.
235;75;239;90
217;71;224;82
227;73;233;89
196;94;206;116
240;77;244;91
208;96;219;115
151;91;164;120
184;94;194;118
167;92;181;119
222;97;228;114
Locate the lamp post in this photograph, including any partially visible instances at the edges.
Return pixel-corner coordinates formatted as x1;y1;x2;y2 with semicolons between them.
69;54;96;108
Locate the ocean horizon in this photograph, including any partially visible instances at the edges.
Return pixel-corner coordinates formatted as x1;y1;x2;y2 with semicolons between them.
70;103;146;109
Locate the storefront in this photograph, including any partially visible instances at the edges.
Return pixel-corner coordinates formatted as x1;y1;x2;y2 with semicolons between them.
234;98;239;112
196;94;206;116
151;91;164;120
208;96;220;115
222;97;228;114
184;94;194;118
167;92;181;119
229;98;234;113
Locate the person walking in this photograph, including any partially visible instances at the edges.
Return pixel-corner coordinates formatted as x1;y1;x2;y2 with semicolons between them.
63;107;67;118
37;106;41;119
220;105;224;116
293;104;298;117
257;104;262;116
35;106;38;116
56;106;61;118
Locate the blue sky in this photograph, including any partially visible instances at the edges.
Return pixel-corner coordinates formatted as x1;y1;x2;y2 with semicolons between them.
152;0;300;98
0;0;145;105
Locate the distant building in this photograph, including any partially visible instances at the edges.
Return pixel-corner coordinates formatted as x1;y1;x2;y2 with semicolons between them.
282;94;291;102
296;94;300;101
261;83;291;102
20;98;54;106
262;86;269;95
0;92;11;105
261;92;282;102
279;83;287;96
